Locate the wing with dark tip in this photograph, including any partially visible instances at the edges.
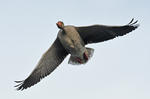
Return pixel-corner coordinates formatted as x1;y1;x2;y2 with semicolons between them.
76;18;139;44
15;38;68;90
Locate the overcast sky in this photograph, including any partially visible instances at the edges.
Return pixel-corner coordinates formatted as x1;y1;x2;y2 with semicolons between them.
0;0;150;99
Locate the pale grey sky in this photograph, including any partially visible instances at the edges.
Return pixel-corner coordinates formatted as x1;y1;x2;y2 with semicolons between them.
0;0;150;99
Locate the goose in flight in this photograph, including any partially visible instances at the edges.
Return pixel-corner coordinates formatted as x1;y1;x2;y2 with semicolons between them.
15;18;139;90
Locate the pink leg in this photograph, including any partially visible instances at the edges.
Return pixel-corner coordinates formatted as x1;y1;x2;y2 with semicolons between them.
76;57;82;64
84;52;88;60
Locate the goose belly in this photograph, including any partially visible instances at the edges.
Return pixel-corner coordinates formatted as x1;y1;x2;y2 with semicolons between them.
58;33;85;58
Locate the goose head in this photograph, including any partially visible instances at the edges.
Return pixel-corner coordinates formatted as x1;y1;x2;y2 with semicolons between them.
56;21;64;29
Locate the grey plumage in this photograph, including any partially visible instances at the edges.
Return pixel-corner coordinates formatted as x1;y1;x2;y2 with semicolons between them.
15;18;139;90
76;19;139;44
15;38;68;90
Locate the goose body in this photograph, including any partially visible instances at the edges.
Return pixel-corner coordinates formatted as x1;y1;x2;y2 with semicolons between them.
58;26;85;58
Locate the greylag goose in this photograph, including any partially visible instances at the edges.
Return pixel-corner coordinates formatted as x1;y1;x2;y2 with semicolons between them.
15;18;139;90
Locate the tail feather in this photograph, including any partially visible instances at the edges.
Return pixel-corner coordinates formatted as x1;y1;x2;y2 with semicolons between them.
86;47;94;59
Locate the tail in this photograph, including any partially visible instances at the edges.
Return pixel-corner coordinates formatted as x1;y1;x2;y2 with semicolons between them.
68;47;94;65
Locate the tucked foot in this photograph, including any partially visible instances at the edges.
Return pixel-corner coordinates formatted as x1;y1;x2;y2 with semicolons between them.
83;52;88;61
76;57;82;64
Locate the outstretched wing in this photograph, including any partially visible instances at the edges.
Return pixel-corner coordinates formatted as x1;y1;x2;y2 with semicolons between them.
15;38;68;90
76;18;139;44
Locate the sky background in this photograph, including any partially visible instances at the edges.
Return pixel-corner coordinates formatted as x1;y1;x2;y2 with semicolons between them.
0;0;150;99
